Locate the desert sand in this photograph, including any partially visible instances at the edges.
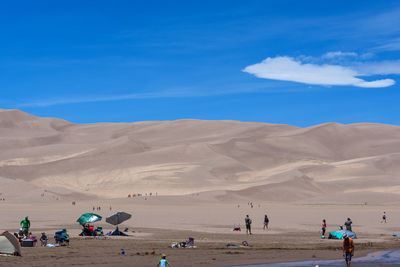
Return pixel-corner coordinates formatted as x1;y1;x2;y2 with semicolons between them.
1;108;400;266
2;197;400;266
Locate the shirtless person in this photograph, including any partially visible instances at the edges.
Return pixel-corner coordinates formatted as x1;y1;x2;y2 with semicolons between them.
342;234;354;267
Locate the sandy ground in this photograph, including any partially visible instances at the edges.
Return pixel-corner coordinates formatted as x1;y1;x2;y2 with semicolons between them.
2;196;400;266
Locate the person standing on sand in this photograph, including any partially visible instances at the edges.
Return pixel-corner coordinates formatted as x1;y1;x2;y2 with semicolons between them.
382;211;387;223
321;219;327;237
20;216;30;237
342;234;354;267
245;215;252;235
157;253;171;267
344;218;352;232
263;214;269;230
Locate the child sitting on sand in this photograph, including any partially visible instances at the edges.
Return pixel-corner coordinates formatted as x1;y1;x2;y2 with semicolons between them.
157;254;171;267
40;232;48;246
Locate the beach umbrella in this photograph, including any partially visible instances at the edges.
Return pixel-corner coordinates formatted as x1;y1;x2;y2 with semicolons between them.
76;213;102;225
106;211;132;225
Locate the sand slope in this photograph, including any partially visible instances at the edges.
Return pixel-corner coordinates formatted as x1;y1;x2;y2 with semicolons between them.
1;108;400;202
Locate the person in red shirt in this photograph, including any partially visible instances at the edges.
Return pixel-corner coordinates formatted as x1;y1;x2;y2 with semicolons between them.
89;225;94;235
321;219;327;237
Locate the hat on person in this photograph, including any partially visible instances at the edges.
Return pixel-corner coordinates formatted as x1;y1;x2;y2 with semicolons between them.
161;253;166;258
342;234;348;238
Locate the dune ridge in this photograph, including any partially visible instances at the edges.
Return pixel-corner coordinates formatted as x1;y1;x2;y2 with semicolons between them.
1;108;400;202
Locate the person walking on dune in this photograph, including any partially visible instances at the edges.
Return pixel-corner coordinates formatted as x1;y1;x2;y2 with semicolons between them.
382;211;387;223
263;214;269;230
245;215;252;235
342;234;354;267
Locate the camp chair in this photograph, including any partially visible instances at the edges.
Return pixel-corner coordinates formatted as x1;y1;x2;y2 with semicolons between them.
54;230;69;246
186;237;194;246
95;227;103;236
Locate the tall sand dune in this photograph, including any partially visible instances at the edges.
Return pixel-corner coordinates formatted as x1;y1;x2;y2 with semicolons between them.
1;108;400;202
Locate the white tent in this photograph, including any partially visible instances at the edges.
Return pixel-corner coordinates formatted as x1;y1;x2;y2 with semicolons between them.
0;230;22;256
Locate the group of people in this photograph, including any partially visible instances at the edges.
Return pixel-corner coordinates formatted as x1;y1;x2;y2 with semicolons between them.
320;218;354;266
13;210;389;266
91;205;113;211
243;213;270;235
321;217;353;236
320;212;387;267
79;224;102;236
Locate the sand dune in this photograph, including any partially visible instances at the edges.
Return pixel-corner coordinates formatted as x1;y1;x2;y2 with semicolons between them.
1;108;400;202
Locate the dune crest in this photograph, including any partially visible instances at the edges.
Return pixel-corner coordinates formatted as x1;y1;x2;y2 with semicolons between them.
1;109;400;202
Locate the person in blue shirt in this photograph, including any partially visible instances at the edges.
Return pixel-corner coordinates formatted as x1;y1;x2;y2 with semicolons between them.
157;254;171;267
40;232;48;246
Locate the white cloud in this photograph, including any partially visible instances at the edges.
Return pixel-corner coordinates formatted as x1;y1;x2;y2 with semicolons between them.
355;60;400;75
243;56;395;88
322;51;358;59
17;85;268;108
375;39;400;51
355;79;394;88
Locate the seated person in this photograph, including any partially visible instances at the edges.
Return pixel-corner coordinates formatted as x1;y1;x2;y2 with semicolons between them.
89;225;95;236
187;237;194;246
113;226;121;235
40;232;48;246
17;228;24;242
55;229;69;245
95;227;104;236
80;224;92;236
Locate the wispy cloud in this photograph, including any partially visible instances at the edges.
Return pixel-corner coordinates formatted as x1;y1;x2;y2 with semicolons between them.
356;60;400;76
374;38;400;51
243;55;396;88
322;51;358;59
17;85;269;108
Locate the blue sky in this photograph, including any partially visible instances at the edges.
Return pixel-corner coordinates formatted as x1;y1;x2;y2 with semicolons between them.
1;0;400;126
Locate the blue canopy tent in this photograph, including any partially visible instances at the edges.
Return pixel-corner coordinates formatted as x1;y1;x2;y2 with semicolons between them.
328;230;357;239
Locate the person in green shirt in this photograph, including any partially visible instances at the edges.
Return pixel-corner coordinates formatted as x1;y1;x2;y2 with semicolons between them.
20;216;30;237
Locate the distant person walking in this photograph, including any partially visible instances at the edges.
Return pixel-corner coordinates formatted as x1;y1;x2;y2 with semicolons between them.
342;234;354;267
20;216;30;237
157;253;171;267
382;211;387;223
263;214;269;230
245;215;252;235
344;218;352;232
321;219;327;237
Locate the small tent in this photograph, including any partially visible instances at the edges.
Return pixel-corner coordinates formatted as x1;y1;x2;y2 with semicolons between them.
0;230;22;256
328;230;357;239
